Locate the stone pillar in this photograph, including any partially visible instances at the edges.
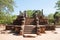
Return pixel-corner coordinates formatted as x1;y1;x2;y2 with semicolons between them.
37;25;41;35
20;13;25;35
19;30;23;35
24;11;27;18
35;12;40;35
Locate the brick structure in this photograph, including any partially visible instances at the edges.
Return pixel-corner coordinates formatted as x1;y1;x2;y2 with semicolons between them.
6;10;55;35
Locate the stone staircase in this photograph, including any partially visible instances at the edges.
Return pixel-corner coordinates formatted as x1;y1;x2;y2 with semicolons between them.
24;25;36;34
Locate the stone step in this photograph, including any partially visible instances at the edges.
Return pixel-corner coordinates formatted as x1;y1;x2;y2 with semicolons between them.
23;34;37;38
24;32;32;34
24;30;32;32
24;25;36;34
24;28;34;30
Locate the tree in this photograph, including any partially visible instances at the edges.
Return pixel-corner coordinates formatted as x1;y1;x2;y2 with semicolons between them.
0;0;15;24
47;13;54;24
54;12;60;24
0;11;17;24
56;0;60;10
26;10;33;17
24;10;43;18
5;14;17;24
0;0;15;13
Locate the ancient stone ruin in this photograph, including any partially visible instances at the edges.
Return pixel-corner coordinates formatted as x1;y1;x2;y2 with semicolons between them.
6;10;55;35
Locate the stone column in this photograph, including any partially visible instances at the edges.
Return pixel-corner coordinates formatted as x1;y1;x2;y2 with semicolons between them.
24;11;27;18
20;12;25;35
35;12;40;35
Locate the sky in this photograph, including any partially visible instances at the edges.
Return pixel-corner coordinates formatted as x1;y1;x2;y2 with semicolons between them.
13;0;58;16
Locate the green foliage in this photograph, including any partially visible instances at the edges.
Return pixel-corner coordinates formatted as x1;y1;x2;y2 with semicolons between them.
54;12;60;24
48;13;54;23
48;14;54;19
0;0;15;13
54;12;60;19
56;0;60;10
48;19;54;24
55;12;60;17
0;0;15;24
26;10;34;17
26;10;42;17
0;12;17;24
